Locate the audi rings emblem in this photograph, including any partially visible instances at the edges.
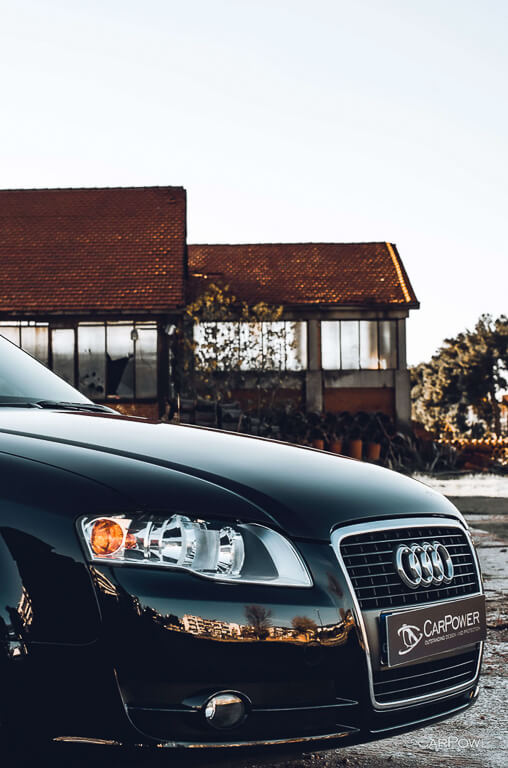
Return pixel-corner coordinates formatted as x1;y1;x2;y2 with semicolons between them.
394;541;454;589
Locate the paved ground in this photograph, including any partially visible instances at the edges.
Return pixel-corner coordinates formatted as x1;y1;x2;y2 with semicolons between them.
23;484;508;768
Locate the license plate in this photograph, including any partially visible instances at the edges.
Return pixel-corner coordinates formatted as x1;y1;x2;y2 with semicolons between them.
381;594;486;668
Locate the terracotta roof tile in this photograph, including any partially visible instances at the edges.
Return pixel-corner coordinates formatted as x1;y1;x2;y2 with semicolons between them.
0;186;186;315
188;242;419;308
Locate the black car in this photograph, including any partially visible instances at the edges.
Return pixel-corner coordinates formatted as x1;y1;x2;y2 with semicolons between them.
0;336;485;762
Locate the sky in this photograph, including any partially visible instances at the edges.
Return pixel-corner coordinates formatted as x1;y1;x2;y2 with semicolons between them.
1;0;506;365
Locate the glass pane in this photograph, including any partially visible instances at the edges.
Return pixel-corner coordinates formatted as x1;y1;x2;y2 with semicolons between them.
216;322;239;369
239;322;263;370
262;321;285;370
193;321;207;362
321;321;340;370
0;325;21;346
193;321;212;369
0;336;90;404
51;329;75;385
359;321;379;369
193;322;239;371
78;325;106;399
106;325;134;397
379;320;398;369
135;326;157;398
21;326;49;365
340;321;360;369
286;321;307;370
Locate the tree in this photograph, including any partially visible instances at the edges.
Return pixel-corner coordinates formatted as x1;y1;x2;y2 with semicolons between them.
244;604;272;640
411;314;508;438
181;282;292;409
181;283;244;401
291;615;318;639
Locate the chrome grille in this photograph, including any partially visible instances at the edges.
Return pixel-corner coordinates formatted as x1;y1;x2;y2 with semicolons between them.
373;649;479;703
340;525;479;610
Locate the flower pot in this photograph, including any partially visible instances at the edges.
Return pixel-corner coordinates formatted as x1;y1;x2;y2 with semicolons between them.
366;441;381;461
312;438;325;450
330;439;343;454
348;438;363;460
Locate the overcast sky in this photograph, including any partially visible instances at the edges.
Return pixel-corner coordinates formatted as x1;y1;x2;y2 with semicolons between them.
1;0;506;364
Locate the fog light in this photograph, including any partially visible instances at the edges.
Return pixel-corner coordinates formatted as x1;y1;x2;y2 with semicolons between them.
204;692;246;729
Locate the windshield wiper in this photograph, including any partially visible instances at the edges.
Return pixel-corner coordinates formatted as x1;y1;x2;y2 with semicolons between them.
0;401;41;408
35;400;116;414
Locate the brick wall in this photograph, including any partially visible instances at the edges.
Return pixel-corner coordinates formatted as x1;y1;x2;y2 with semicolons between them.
323;387;395;416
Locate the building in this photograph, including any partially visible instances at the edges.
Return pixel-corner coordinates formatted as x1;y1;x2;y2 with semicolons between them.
0;187;419;425
188;243;419;425
0;187;186;418
180;614;241;638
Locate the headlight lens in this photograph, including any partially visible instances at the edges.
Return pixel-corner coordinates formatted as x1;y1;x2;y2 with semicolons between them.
79;514;312;587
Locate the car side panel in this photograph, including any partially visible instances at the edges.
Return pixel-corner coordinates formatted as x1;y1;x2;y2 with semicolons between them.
0;450;119;644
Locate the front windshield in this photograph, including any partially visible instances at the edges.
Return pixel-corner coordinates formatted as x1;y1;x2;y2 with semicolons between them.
0;335;91;404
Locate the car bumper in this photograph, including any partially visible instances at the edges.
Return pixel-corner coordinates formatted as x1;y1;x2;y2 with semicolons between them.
12;525;483;753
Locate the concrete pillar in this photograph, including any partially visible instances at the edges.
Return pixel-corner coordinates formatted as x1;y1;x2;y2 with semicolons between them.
305;320;323;412
395;370;411;428
306;371;323;412
397;318;407;370
395;319;410;428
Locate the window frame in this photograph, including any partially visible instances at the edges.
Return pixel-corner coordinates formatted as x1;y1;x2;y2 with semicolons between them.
192;320;308;372
320;319;399;371
0;319;159;402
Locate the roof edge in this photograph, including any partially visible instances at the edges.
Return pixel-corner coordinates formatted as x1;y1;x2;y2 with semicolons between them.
386;242;419;306
189;241;390;247
0;185;186;193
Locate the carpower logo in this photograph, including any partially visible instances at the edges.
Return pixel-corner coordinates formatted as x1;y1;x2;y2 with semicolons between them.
424;608;481;639
384;594;486;667
396;607;482;657
397;623;423;655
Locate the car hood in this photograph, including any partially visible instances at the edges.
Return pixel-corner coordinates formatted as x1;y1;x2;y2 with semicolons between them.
0;410;461;540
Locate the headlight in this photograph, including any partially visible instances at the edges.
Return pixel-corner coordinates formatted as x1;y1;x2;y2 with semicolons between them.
79;514;312;587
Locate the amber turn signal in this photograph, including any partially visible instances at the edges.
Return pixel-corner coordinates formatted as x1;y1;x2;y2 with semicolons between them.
90;519;125;556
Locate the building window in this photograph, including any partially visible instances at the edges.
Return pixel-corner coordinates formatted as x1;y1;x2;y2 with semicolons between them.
321;320;398;370
51;328;75;384
0;322;49;365
378;320;398;369
78;324;106;398
0;320;158;400
87;322;158;400
193;321;307;371
105;324;135;398
21;325;49;365
135;325;158;398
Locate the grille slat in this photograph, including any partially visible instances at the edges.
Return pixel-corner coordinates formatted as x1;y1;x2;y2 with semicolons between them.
378;670;474;697
340;524;480;610
353;581;478;603
374;658;474;687
373;650;478;703
345;551;394;558
343;535;466;548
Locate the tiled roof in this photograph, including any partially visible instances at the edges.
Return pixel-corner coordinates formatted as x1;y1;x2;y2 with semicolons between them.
0;186;186;315
188;242;419;308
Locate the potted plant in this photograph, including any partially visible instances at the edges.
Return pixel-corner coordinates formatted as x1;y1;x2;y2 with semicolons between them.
303;412;322;449
364;416;382;462
308;413;326;451
310;426;326;450
282;408;309;446
347;426;363;460
324;412;343;453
